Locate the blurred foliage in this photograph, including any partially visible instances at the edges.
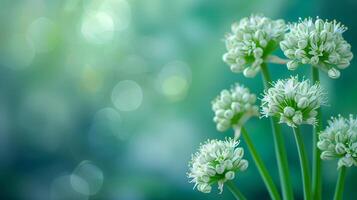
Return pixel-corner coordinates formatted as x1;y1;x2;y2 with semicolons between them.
0;0;357;199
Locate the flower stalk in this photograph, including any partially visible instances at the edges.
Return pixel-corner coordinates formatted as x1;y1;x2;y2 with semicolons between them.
333;166;346;200
260;63;294;200
239;127;281;200
266;55;290;65
312;67;322;200
226;181;247;200
188;14;354;200
292;127;312;200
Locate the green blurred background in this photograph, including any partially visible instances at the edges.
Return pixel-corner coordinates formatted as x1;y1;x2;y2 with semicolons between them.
0;0;356;199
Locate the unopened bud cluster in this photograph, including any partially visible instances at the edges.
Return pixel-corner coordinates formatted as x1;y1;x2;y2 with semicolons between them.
187;138;248;193
261;76;326;127
280;17;353;78
223;15;286;77
318;115;357;168
212;84;259;132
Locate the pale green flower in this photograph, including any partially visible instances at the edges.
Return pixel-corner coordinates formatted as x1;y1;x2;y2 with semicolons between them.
223;15;286;77
318;115;357;168
212;84;259;132
187;138;248;193
280;17;353;78
261;76;326;127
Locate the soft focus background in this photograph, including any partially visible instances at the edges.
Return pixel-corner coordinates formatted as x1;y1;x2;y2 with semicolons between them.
0;0;357;199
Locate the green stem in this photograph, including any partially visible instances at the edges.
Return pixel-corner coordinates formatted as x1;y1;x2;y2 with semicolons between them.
292;127;312;200
333;166;347;200
241;127;281;200
226;181;247;200
266;55;290;65
260;63;294;200
312;67;322;200
260;63;272;89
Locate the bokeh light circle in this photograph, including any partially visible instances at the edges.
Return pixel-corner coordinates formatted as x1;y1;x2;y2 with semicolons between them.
81;11;114;44
98;0;131;31
81;0;131;44
157;61;192;101
111;80;143;111
70;160;104;195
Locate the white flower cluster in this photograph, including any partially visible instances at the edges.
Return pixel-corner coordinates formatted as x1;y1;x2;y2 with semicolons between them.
212;84;259;132
223;15;286;77
261;76;326;127
280;17;353;78
187;138;248;193
318;115;357;168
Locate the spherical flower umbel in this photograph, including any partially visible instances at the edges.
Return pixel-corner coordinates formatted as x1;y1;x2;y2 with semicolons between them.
318;115;357;168
187;138;248;194
212;84;259;132
280;17;353;79
261;76;326;127
223;15;286;77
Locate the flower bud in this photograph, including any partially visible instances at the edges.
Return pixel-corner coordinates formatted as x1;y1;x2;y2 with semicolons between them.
243;67;257;77
335;143;346;154
254;30;264;40
295;49;306;59
224;110;234;119
298;40;308;49
253;48;263;58
237;159;248;171
292;111;303;124
310;56;319;65
230;64;244;73
217;123;227;132
225;171;235;180
283;106;295;117
216;164;225;174
335;132;347;143
337;59;350;69
287;60;299;70
197;184;212;193
297;97;309;109
215;110;225;117
315;19;324;30
338;156;353;168
328;68;340;79
306;117;316;124
321;151;337;160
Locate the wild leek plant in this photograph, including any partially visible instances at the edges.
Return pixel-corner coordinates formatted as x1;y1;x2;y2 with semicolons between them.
261;76;327;200
187;138;249;195
212;84;259;137
318;115;357;200
187;14;354;200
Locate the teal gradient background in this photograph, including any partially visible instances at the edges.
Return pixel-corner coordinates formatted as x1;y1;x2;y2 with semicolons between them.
0;0;356;199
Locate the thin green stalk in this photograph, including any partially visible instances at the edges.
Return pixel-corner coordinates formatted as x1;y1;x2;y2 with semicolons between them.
226;181;247;200
312;67;322;200
241;127;281;200
292;127;312;200
261;63;294;200
333;166;347;200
